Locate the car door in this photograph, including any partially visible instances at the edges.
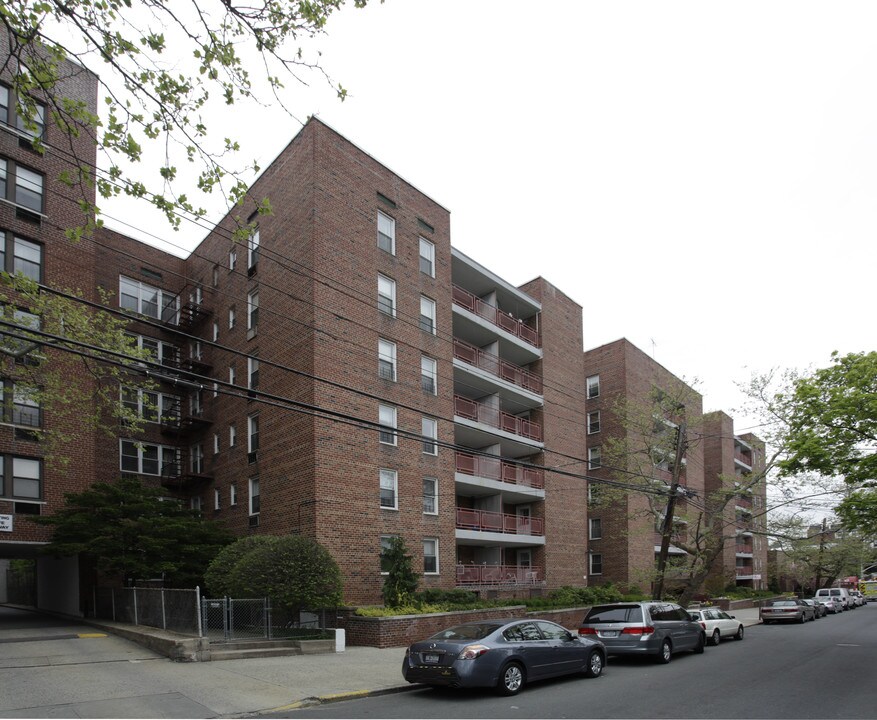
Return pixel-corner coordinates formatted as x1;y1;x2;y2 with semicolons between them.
534;621;582;676
669;604;699;649
506;622;552;680
714;609;736;637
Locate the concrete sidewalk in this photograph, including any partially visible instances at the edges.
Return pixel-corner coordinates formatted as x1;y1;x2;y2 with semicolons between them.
0;605;764;718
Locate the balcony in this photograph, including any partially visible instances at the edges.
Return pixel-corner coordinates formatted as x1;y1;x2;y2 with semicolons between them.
734;451;753;469
455;451;545;489
456;564;544;587
452;285;540;348
454;395;542;442
165;284;211;331
456;507;544;536
160;460;212;490
736;496;753;511
453;339;542;395
160;397;212;437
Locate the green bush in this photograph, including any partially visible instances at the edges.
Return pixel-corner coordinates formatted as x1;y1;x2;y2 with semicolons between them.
415;588;478;606
204;535;279;597
382;537;419;607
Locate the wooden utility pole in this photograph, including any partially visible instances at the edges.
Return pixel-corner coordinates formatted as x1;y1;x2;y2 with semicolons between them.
653;423;687;600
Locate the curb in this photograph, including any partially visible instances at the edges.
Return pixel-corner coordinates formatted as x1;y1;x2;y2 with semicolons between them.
262;684;417;714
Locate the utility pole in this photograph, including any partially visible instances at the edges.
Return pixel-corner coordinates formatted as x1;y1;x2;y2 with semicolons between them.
815;517;827;590
653;423;687;601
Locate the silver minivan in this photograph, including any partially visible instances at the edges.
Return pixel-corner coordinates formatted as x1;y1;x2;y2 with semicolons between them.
814;588;852;610
578;602;705;663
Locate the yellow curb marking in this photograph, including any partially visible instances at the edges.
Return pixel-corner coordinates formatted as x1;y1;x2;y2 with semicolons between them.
268;690;370;712
77;633;108;638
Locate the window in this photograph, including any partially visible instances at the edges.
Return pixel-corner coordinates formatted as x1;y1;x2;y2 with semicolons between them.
588;482;602;504
1;307;40;358
249;477;260;515
213;433;220;455
121;386;172;423
11;384;40;429
422;417;438;455
378;404;397;446
0;456;42;500
248;415;259;453
247;356;259;390
378;274;396;316
423;477;438;515
213;382;219;398
228;365;236;385
377;211;395;254
247;228;260;272
588;446;601;470
421;355;437;394
212;264;219;287
214;488;221;510
378;339;396;381
419;296;436;334
589;553;603;576
229;248;237;271
119;440;176;476
126;334;178;367
0;86;7;125
423;538;439;574
229;424;237;447
379;468;397;509
191;443;204;474
247;290;259;333
587;411;601;434
589;518;602;540
15;98;45;141
380;535;396;573
190;496;203;513
587;375;600;399
119;276;178;322
230;482;237;505
0;159;44;213
0;235;42;281
228;306;236;329
419;237;435;277
212;321;219;342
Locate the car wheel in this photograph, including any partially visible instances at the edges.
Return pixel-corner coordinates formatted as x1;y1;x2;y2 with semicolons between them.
497;661;525;696
734;625;744;641
711;629;721;646
694;633;705;654
583;649;603;678
656;639;672;664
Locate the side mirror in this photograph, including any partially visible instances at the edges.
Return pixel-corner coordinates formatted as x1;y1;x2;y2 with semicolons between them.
729;615;736;619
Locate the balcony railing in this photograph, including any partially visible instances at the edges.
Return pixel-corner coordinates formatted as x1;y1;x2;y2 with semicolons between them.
165;284;211;330
455;451;545;489
453;339;543;394
454;395;542;442
734;451;753;467
456;564;544;586
452;285;540;348
456;507;544;536
736;496;753;510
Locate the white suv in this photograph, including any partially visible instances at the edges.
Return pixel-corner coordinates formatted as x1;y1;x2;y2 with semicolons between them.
815;587;853;610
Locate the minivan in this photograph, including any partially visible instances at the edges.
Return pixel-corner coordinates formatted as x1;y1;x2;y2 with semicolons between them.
814;587;852;610
578;601;705;663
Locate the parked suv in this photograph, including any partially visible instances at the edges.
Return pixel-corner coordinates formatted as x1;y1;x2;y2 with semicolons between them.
814;588;853;610
578;602;705;664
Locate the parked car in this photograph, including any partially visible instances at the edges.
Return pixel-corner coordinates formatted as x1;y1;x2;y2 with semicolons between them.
849;590;865;607
688;607;745;644
817;596;843;614
814;587;852;610
760;599;816;623
578;602;705;663
801;598;826;618
402;619;606;696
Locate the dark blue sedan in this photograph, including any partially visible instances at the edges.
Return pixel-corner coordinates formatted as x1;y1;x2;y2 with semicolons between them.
402;619;606;695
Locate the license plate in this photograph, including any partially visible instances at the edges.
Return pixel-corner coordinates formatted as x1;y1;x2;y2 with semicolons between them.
423;654;440;663
600;630;618;638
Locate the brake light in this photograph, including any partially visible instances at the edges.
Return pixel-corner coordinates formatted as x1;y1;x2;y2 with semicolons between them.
621;626;655;635
458;644;490;660
578;628;597;635
698;622;706;630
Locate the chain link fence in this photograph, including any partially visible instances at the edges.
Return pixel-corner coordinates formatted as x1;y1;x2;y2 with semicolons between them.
90;587;201;635
201;598;333;641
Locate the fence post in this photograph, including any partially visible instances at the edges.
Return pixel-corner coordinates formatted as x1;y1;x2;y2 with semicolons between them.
133;587;139;625
196;586;203;637
161;588;167;630
224;596;230;641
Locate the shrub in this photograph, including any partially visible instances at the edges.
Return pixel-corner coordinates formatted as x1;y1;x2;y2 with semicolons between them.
204;535;279;597
415;588;478;607
382;536;419;607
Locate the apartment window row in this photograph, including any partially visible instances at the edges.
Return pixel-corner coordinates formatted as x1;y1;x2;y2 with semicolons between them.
0;231;42;281
0;157;44;215
379;468;439;516
0;84;46;141
119;439;178;476
119;276;179;323
378;405;438;455
377;275;437;335
376;210;436;279
126;333;179;367
378;339;438;396
380;534;439;575
120;386;177;423
0;454;42;502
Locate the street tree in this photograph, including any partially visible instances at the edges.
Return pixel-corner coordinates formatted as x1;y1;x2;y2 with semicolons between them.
34;476;233;586
381;536;419;607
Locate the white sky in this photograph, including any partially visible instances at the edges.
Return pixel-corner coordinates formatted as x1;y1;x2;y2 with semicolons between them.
103;0;877;436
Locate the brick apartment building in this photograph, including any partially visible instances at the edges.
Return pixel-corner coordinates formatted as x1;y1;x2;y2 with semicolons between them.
0;49;762;612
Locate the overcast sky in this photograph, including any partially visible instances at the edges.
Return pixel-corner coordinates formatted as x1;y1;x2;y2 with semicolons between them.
103;1;876;442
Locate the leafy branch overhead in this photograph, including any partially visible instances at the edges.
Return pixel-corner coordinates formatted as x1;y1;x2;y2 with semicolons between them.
1;0;372;234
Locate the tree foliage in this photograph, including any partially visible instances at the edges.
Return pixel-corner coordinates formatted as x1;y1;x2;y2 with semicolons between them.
2;0;372;235
34;476;233;586
381;536;419;607
207;535;343;611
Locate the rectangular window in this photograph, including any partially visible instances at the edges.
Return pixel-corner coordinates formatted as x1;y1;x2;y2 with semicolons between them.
11;384;40;428
588;483;601;504
378;404;397;446
212;264;219;287
191;443;204;474
377;211;395;254
0;86;7;125
229;248;237;271
249;476;260;515
423;538;439;574
587;375;600;399
419;237;435;277
229;365;236;385
12;236;41;281
589;553;603;575
422;477;438;515
589;518;602;540
191;496;202;515
212;321;219;342
380;535;395;574
247;290;259;332
247;356;259;390
214;488;221;510
422;417;438;455
247;228;260;271
16;99;45;141
229;424;237;448
0;307;40;359
213;432;220;455
378;339;396;381
228;306;236;329
587;411;601;434
14;165;44;213
119;440;176;476
248;415;259;453
230;482;237;505
378;275;396;317
379;468;397;509
421;355;437;394
118;276;178;322
419;296;436;334
588;446;601;470
11;456;41;499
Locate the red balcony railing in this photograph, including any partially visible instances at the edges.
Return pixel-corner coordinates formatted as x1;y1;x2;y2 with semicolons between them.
452;285;540;348
734;451;753;467
456;564;544;586
456;507;544;536
736;496;753;510
453;339;543;394
736;544;754;554
455;451;545;489
454;395;542;442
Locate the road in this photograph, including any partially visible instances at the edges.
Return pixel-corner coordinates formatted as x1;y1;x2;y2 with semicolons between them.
274;604;877;719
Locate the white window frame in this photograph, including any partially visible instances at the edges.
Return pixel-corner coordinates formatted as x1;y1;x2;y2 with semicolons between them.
423;538;439;575
212;321;219;342
419;236;435;277
588;446;601;470
422;477;438;515
419;295;436;334
378;274;396;317
378;339;397;381
229;365;236;385
587;411;601;434
379;404;397;446
422;417;438;456
248;356;259;390
380;535;396;574
228;306;236;329
421;355;437;395
379;468;398;510
587;375;600;399
247;290;259;332
119;439;176;476
248;228;260;270
229;424;237;448
214;487;221;510
229;248;237;271
119;276;178;323
248;414;259;453
230;482;237;505
589;517;602;540
377;211;395;254
249;476;260;516
213;432;220;455
589;553;603;576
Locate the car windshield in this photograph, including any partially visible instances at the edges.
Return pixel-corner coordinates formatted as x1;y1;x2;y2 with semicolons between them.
429;624;502;641
769;601;797;607
585;605;643;623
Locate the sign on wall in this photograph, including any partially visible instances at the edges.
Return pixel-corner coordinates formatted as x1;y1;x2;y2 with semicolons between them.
0;515;12;532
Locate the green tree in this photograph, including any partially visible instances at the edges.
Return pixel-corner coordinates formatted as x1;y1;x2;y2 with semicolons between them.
34;476;233;586
2;0;372;236
203;535;279;597
381;536;419;607
212;535;343;612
